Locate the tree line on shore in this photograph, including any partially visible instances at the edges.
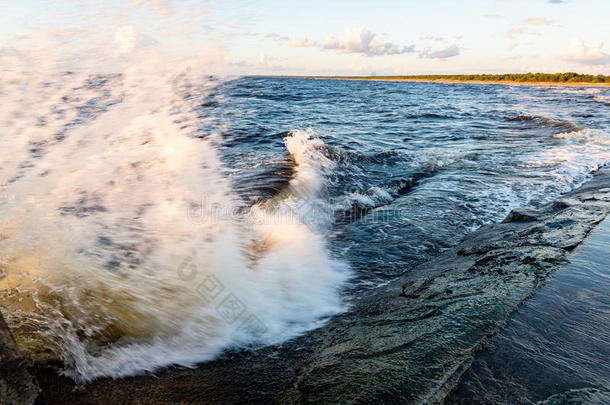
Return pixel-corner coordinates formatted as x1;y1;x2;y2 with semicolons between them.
327;73;610;83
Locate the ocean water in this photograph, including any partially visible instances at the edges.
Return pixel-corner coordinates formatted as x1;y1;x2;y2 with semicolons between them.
1;70;609;382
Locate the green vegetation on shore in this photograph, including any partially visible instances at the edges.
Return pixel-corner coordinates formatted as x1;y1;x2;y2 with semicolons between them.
297;72;610;84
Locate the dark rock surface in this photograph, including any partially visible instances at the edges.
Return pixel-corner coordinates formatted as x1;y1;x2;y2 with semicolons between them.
0;312;41;405
446;211;610;404
29;167;610;404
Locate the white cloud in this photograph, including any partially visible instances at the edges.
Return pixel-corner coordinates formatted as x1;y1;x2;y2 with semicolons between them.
290;37;316;48
264;32;289;41
322;27;414;57
523;17;551;25
562;38;610;65
420;35;444;41
258;53;285;66
419;38;461;59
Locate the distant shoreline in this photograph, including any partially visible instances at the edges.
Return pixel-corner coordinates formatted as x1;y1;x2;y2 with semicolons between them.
254;76;610;87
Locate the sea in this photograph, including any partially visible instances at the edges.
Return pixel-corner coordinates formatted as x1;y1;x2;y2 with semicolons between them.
1;69;609;387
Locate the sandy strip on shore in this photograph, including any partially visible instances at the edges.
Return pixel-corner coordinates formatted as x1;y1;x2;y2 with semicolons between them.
264;76;610;87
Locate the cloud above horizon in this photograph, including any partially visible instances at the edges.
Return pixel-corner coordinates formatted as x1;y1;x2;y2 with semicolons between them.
275;28;460;60
243;6;607;75
290;37;316;48
258;52;285;67
562;38;610;65
322;27;415;56
264;32;290;41
419;38;461;59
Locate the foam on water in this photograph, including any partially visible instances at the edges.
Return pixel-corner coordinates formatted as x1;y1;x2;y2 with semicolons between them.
476;126;610;224
0;33;349;382
2;11;610;385
537;128;610;181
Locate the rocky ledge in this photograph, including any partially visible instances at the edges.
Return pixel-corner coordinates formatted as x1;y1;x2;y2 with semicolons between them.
7;167;610;404
0;311;41;405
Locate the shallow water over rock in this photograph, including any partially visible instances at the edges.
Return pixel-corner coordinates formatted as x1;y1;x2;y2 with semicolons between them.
447;216;610;404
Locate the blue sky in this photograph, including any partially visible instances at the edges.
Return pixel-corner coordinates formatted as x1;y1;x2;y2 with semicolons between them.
1;0;609;75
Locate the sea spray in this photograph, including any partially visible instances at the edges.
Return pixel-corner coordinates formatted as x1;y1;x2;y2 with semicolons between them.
0;24;349;383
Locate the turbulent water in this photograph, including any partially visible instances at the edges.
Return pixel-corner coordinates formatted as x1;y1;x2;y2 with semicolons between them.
1;67;609;382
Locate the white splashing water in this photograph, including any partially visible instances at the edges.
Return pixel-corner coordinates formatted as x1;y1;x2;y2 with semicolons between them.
0;27;349;382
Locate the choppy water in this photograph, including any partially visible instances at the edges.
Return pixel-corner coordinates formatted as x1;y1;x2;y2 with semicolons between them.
1;69;609;382
215;78;610;285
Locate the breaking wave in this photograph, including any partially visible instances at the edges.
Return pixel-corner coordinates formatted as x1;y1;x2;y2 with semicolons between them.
0;50;349;382
506;115;584;133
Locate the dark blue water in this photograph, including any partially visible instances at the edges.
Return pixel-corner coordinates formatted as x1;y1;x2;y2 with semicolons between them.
2;74;609;382
205;78;610;286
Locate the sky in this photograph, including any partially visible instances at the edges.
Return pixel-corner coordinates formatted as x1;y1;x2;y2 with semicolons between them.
1;0;609;75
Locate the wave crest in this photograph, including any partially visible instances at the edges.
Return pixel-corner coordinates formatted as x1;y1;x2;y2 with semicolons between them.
0;73;349;382
506;115;584;133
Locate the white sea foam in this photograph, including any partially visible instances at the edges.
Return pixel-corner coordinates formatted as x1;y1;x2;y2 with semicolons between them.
514;127;610;209
0;29;349;383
